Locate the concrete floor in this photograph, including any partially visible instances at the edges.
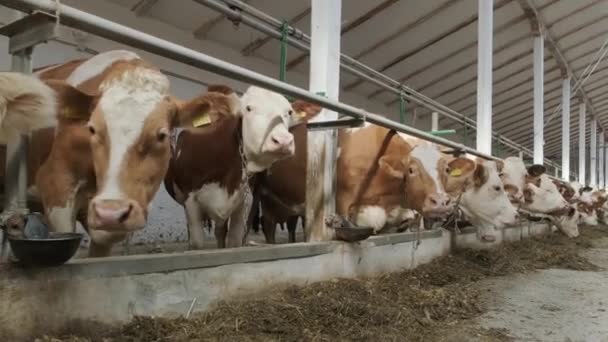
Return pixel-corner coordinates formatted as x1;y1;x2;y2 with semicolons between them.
475;237;608;342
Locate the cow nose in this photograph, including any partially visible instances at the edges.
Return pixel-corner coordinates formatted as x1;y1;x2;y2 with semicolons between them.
423;193;451;217
269;132;294;153
92;199;133;227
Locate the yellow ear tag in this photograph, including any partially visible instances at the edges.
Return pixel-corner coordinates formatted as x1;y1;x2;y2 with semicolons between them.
450;168;462;177
192;112;212;127
298;111;307;119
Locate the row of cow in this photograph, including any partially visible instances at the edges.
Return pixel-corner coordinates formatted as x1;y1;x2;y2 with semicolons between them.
0;49;605;259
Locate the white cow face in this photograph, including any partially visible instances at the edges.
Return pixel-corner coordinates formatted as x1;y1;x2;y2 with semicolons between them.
523;175;570;214
557;207;580;238
500;157;546;205
459;160;519;230
240;86;295;172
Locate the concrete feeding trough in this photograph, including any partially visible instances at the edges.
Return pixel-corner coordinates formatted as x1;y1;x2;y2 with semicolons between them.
0;222;553;340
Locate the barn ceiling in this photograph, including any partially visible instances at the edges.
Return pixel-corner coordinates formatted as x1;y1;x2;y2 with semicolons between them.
80;0;608;162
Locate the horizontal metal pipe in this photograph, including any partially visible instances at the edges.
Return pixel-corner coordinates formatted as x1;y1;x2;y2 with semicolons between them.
0;0;506;162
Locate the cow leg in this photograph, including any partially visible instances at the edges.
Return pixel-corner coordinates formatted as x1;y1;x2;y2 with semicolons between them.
262;214;276;244
215;221;228;248
184;196;205;250
287;216;298;243
227;199;247;248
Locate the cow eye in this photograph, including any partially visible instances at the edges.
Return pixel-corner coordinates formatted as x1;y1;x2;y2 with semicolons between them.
498;172;504;177
87;124;96;135
445;167;450;174
157;128;169;142
409;167;414;175
493;185;501;192
288;110;293;116
246;105;252;112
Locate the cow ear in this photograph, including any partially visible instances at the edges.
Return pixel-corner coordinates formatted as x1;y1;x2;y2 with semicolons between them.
43;80;95;121
173;91;241;128
494;160;505;173
378;155;406;179
447;158;476;179
291;100;322;122
527;164;546;177
472;162;489;187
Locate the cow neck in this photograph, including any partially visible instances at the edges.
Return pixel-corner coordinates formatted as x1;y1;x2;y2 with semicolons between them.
236;117;254;184
444;178;471;232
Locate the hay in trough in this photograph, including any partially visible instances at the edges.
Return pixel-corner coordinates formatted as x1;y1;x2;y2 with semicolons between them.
37;225;607;342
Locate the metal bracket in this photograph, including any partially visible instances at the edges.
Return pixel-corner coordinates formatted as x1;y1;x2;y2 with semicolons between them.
307;118;365;131
0;11;59;54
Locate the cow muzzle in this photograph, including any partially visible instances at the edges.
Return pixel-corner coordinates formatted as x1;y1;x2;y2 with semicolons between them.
88;198;146;231
421;194;452;218
264;131;295;156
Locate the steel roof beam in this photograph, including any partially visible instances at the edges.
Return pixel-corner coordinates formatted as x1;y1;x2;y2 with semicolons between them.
241;6;309;56
517;0;603;133
286;0;398;69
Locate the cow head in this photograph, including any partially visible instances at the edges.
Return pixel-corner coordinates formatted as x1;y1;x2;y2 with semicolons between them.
552;180;576;203
522;174;570;215
578;201;599;226
240;86;295;173
500;157;545;205
457;160;519;231
557;206;581;238
45;68;240;232
379;143;475;218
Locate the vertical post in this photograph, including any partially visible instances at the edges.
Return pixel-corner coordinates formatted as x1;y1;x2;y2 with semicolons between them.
533;35;544;165
590;118;597;187
605;145;608;189
561;78;570;180
518;150;524;159
431;112;439;131
4;49;32;212
476;0;493;154
305;0;341;242
599;131;605;189
579;102;586;185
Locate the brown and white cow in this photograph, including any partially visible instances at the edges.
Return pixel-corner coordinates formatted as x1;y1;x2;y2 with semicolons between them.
7;50;234;256
500;157;569;214
165;85;295;249
444;156;519;241
336;125;476;232
255;101;321;244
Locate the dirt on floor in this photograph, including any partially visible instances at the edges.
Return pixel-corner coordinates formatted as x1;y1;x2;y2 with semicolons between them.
36;225;608;342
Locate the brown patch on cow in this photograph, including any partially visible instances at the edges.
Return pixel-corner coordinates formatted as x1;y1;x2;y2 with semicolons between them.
527;164;546;177
444;158;476;196
337;127;412;217
173;91;239;128
472;162;489;188
207;84;235;95
494;159;505;173
523;187;534;204
292;100;322;121
165;116;244;203
552;179;575;202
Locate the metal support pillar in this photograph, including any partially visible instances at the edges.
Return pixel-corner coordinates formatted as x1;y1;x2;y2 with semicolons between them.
599;132;605;189
605;146;608;189
561;78;570;180
533;35;544;165
591;118;597;187
305;0;341;242
431;111;439;131
476;0;493;155
579;102;586;185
